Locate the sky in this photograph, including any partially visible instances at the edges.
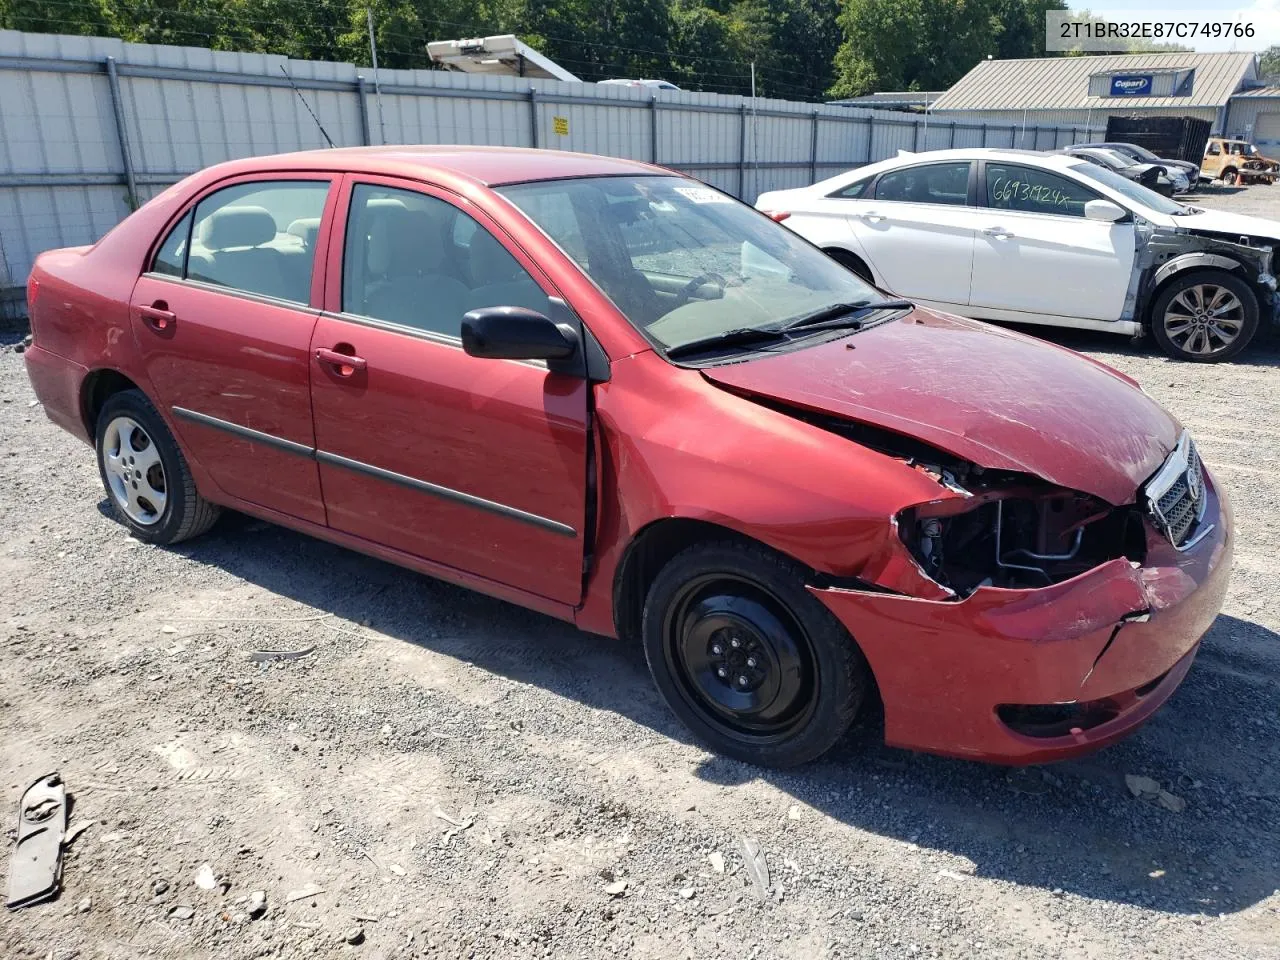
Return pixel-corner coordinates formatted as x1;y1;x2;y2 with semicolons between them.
1072;0;1280;51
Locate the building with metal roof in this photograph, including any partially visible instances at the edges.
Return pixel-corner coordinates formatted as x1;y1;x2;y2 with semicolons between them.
1224;86;1280;152
929;52;1259;135
828;91;943;113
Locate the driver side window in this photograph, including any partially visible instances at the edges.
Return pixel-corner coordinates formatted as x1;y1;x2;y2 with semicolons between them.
341;183;550;337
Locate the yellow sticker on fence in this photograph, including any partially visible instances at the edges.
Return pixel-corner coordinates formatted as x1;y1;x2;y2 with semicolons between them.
553;116;569;136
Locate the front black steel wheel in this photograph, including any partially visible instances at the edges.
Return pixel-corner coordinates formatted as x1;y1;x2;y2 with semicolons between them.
642;541;871;767
664;573;817;743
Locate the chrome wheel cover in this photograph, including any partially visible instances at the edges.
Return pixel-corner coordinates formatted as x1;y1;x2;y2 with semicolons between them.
102;416;167;525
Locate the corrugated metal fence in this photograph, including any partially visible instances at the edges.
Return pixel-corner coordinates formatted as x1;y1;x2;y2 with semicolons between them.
0;28;1105;318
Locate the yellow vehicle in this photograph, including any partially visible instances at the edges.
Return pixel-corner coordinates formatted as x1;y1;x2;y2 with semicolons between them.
1202;137;1279;185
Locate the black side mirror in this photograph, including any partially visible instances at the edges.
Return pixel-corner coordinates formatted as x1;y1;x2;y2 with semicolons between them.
462;306;580;364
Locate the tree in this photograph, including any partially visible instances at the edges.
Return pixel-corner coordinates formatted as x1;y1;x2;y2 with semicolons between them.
0;0;112;35
521;0;673;81
994;0;1065;60
829;0;1005;99
1259;44;1280;80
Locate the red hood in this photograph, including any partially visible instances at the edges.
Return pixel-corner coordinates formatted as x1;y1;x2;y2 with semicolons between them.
701;308;1180;505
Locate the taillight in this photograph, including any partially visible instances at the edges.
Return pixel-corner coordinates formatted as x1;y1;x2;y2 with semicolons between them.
25;273;40;336
764;210;791;222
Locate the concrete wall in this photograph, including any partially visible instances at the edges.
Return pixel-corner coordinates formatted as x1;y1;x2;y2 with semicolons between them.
0;28;1105;317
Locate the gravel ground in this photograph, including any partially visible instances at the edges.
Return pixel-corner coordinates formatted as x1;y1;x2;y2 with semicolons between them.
1;184;1279;960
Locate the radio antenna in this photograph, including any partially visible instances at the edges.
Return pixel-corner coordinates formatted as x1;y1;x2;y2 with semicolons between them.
280;65;336;148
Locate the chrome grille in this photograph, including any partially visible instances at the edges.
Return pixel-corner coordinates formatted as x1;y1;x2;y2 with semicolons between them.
1145;433;1207;549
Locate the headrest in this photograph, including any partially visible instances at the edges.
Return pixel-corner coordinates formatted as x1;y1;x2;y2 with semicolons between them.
468;228;519;284
199;206;277;250
366;206;445;275
287;217;321;249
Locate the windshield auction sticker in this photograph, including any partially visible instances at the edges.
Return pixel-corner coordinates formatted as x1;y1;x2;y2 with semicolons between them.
674;186;732;204
1045;10;1269;53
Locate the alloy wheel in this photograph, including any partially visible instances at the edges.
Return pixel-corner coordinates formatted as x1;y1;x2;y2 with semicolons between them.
662;573;817;744
102;415;167;525
1162;283;1246;358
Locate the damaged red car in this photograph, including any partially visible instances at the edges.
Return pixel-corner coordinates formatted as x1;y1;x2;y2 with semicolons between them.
23;147;1232;767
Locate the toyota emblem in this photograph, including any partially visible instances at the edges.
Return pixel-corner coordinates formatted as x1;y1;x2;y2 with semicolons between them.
1186;465;1202;504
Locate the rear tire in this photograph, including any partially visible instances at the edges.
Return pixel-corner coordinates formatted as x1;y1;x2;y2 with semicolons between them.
95;389;220;544
1149;269;1258;363
641;540;871;768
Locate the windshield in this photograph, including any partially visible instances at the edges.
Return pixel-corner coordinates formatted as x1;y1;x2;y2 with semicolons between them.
497;175;883;353
1070;162;1186;215
1122;143;1158;162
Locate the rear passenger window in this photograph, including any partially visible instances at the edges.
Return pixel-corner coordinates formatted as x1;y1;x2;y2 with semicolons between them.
874;163;970;205
342;183;550;337
985;164;1097;218
187;180;329;304
152;211;192;277
830;178;870;199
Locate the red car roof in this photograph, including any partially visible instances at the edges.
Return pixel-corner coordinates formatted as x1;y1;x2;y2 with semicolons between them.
225;145;669;187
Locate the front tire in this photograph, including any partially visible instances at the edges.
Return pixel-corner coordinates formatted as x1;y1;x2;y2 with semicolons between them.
641;540;871;768
1149;269;1259;362
95;389;220;544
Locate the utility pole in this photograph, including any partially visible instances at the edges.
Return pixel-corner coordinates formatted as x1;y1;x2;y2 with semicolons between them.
368;6;386;145
750;61;758;200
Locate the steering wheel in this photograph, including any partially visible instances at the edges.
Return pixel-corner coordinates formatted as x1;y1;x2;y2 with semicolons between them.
673;272;727;307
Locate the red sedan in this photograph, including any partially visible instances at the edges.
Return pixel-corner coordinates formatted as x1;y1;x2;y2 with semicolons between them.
23;146;1231;767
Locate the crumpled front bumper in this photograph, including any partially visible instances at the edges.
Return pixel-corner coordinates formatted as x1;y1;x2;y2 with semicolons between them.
810;477;1232;765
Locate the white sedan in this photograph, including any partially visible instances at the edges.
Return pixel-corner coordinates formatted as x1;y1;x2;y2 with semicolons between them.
756;148;1279;361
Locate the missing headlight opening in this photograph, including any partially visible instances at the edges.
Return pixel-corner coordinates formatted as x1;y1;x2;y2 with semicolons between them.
902;490;1147;596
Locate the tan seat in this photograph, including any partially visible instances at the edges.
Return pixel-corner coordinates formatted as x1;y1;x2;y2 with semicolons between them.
361;206;469;334
191;205;307;303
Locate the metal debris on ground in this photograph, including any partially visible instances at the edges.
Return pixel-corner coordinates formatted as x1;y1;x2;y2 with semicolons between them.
5;773;68;909
740;837;771;901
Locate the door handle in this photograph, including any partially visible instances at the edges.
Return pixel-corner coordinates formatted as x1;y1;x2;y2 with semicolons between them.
982;226;1013;239
860;211;886;223
139;303;176;331
315;346;367;378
